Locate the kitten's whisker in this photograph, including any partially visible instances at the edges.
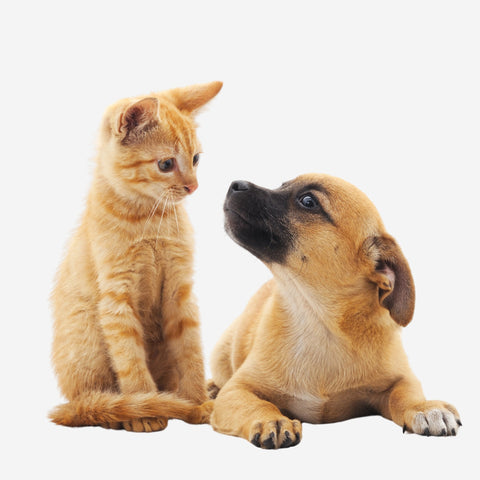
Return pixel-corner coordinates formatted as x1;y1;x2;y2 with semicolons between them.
143;196;163;231
155;192;170;249
141;192;166;241
146;195;163;225
166;191;175;237
172;198;180;236
164;192;170;236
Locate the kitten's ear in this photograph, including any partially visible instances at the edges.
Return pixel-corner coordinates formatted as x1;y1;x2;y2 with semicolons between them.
364;235;415;327
165;81;223;115
116;97;159;141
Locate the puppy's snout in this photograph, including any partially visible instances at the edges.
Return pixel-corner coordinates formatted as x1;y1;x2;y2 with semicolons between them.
229;180;250;194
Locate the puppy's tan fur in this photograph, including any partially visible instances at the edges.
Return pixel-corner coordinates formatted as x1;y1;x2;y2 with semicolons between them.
210;173;460;448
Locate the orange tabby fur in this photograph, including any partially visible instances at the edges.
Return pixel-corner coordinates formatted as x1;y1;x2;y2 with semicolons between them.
50;81;222;432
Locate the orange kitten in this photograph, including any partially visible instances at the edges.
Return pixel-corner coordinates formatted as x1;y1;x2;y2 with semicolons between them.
50;82;222;432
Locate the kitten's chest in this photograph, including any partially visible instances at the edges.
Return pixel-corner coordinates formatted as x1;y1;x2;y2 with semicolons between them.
136;236;194;331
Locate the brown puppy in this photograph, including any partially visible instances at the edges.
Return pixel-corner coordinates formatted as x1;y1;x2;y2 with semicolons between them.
209;173;461;448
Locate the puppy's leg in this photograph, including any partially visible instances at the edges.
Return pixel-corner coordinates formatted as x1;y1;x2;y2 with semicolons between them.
210;380;302;449
379;378;461;436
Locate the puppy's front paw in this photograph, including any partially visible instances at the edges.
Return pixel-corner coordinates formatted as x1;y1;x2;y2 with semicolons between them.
248;417;302;449
403;401;461;436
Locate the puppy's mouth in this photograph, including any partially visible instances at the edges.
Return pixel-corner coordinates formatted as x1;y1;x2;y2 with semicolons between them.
223;205;264;242
224;206;251;227
226;211;278;238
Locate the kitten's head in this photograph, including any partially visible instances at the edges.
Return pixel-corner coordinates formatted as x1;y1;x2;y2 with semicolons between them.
99;81;222;203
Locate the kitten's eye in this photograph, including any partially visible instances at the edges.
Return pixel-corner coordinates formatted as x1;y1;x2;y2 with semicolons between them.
158;158;175;172
298;194;318;209
193;153;200;166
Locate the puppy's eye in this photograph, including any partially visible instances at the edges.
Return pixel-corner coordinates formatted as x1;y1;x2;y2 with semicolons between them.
158;158;175;172
193;153;200;166
297;193;335;224
299;194;318;209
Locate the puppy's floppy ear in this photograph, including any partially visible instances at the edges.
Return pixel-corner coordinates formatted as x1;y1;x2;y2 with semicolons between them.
364;235;415;326
164;81;223;115
116;97;159;141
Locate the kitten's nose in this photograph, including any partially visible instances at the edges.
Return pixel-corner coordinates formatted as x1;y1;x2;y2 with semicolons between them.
184;182;198;194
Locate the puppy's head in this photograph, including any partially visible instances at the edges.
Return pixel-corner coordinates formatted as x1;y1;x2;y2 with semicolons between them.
224;173;415;327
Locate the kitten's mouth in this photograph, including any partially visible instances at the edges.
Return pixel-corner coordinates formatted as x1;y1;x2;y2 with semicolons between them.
172;191;189;202
159;188;190;204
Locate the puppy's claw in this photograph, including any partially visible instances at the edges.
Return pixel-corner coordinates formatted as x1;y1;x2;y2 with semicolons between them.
251;432;261;447
280;430;293;448
262;432;276;449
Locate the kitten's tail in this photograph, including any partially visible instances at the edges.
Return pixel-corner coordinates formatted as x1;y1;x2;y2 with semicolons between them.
49;391;212;427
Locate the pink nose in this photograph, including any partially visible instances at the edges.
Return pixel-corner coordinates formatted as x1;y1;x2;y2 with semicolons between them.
184;182;198;194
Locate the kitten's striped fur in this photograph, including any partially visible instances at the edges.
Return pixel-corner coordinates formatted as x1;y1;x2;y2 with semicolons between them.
50;82;222;431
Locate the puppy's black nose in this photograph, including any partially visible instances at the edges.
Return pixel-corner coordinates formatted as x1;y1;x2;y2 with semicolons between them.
229;180;250;193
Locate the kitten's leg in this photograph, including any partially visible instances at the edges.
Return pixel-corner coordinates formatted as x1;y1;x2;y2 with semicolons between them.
98;286;157;394
52;302;119;403
95;258;157;393
96;261;173;432
99;288;170;432
162;282;207;404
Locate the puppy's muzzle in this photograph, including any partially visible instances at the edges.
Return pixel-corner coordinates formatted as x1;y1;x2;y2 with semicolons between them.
223;180;293;264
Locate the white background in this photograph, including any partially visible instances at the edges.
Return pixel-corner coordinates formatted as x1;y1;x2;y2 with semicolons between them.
2;1;479;478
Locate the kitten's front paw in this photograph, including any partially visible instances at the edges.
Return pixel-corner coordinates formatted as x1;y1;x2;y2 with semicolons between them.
207;380;220;399
122;417;168;432
403;401;461;436
100;421;122;430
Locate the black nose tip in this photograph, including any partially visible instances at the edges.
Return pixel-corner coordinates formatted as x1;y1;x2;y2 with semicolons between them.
230;180;250;192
